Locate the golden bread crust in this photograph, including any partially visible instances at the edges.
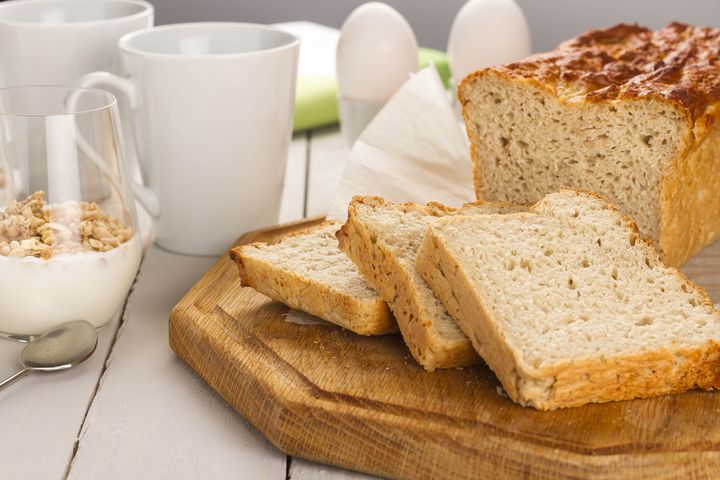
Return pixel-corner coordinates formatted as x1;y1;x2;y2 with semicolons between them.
538;341;720;409
660;125;720;266
461;22;720;132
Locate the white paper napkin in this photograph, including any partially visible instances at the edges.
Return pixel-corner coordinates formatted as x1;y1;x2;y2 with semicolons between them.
327;65;475;220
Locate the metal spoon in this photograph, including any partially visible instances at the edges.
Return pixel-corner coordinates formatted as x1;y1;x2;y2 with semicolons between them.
0;320;98;392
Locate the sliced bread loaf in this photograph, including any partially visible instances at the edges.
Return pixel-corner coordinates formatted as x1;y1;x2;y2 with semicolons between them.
458;23;720;267
416;190;720;409
337;197;525;370
229;222;394;336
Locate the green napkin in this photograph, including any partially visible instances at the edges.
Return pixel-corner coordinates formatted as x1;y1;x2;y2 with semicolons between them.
293;48;450;132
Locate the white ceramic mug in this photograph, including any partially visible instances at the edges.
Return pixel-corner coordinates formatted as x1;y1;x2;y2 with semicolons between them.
0;0;153;86
79;23;300;255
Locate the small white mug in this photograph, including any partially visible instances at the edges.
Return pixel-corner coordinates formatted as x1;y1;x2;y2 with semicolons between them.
79;23;300;255
0;0;154;86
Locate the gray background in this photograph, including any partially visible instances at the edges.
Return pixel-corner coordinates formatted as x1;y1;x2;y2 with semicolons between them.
150;0;720;52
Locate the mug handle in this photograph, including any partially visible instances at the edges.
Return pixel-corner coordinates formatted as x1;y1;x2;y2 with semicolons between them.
76;71;160;218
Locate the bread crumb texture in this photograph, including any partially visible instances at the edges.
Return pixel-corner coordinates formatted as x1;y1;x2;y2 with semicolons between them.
230;222;394;336
338;196;525;370
417;190;720;409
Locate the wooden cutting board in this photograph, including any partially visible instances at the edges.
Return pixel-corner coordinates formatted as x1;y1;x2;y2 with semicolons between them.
169;218;720;480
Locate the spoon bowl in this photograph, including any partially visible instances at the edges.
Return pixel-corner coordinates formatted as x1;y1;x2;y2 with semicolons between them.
0;320;98;392
21;320;98;371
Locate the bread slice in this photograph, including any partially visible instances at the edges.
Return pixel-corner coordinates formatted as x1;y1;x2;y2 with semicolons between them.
337;197;525;370
459;23;720;267
229;222;394;336
416;190;720;409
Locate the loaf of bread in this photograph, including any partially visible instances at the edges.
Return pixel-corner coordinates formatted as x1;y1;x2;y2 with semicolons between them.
459;22;720;267
229;222;395;336
416;190;720;409
337;196;525;370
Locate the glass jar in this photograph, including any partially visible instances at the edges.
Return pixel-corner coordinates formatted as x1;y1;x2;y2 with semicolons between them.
0;85;141;340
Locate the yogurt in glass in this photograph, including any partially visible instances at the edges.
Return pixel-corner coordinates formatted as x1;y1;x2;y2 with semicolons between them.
0;235;141;337
0;191;142;339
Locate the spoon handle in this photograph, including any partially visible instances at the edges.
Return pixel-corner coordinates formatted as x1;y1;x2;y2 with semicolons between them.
0;368;31;392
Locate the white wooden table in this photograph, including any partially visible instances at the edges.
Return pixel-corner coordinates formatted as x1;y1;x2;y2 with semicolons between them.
0;127;377;480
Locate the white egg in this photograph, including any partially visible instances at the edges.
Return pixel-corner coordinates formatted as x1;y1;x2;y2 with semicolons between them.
447;0;532;84
336;2;418;102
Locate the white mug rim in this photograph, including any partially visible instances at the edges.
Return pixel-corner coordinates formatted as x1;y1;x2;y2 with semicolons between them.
119;22;300;60
0;0;154;28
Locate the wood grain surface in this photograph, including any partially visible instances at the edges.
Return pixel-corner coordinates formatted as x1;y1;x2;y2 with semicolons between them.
169;219;720;480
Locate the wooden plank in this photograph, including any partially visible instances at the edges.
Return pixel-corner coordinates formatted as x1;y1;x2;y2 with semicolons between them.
0;312;121;480
169;221;720;480
66;247;286;479
306;128;350;217
279;133;309;224
291;458;379;479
